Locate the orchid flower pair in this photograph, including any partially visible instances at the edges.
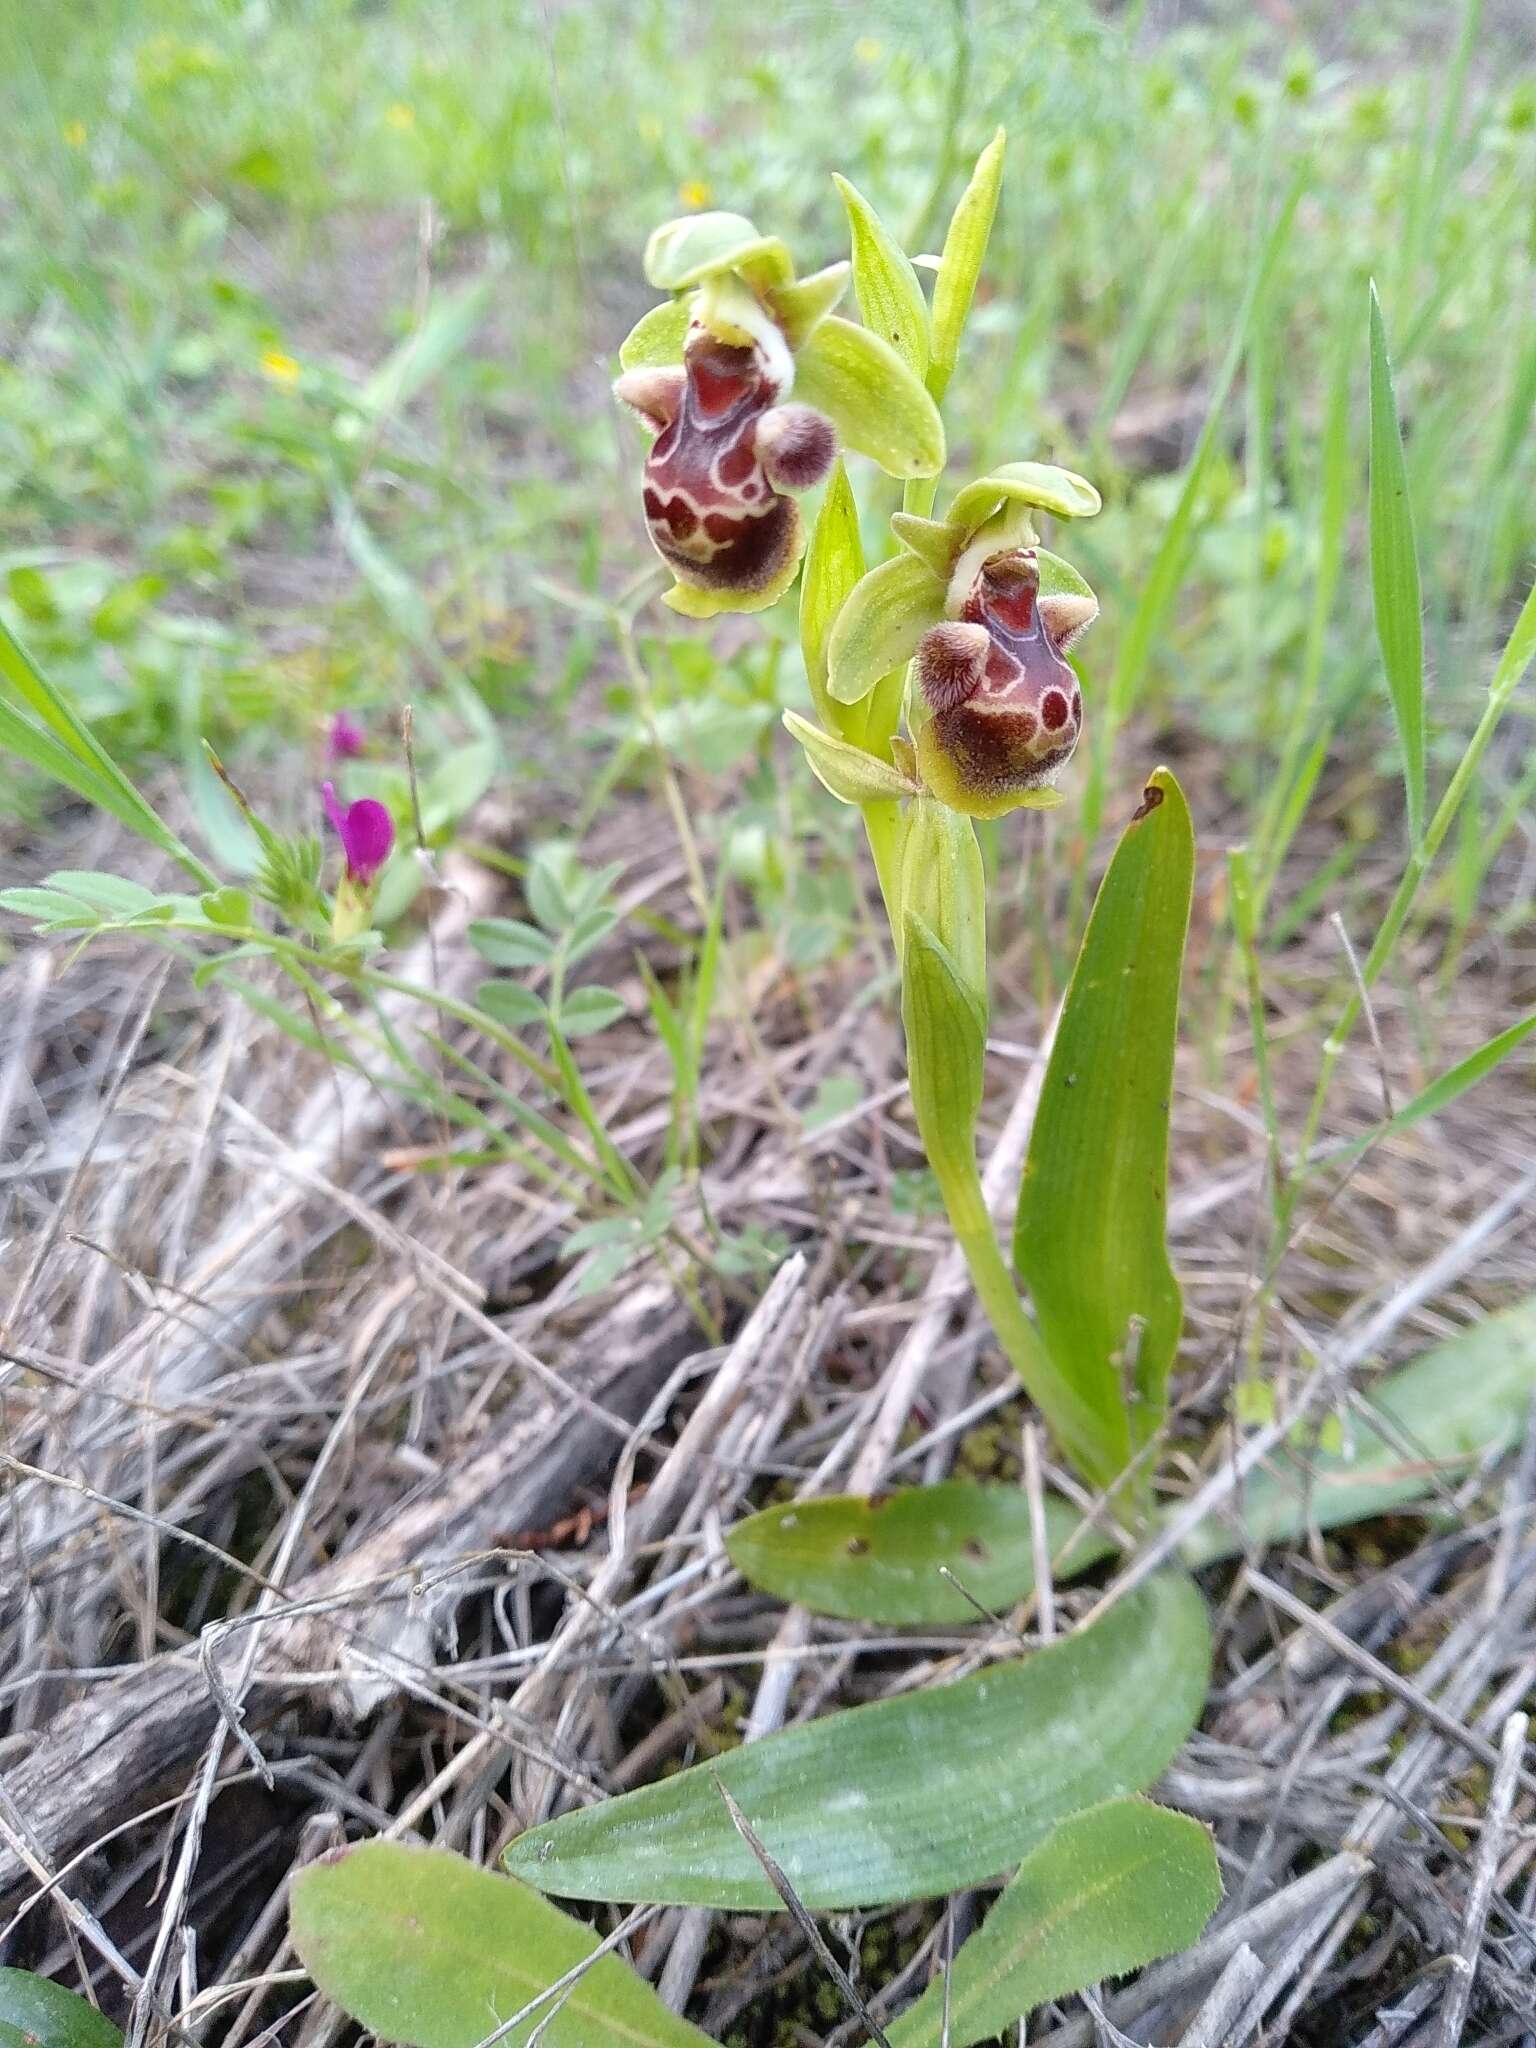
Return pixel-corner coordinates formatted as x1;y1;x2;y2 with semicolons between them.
613;191;1102;820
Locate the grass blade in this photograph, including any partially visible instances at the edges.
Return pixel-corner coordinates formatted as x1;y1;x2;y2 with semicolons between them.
1367;281;1426;845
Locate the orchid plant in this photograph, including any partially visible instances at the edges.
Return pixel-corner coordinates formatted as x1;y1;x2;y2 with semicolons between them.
614;138;1184;1507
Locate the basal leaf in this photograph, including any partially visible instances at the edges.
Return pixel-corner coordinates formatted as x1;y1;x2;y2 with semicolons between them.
1183;1295;1536;1563
826;551;946;706
886;1800;1220;2048
0;1972;121;2048
833;174;930;380
792;316;946;479
928;128;1006;399
1015;769;1195;1489
504;1572;1210;1909
727;1481;1116;1625
1367;282;1426;846
291;1841;712;2048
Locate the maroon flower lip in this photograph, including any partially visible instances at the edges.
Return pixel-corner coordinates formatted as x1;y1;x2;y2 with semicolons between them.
615;328;835;598
915;549;1083;814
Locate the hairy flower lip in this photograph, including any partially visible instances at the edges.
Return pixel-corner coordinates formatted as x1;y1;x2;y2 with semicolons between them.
322;781;394;886
914;547;1084;818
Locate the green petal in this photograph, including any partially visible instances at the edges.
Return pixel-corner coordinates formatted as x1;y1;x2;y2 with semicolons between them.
1035;546;1101;644
783;710;921;805
769;262;850;350
947;461;1102;538
834;174;930;380
644;212;794;292
890;511;960;579
793;316;946;479
827;551;946;705
618;296;691;371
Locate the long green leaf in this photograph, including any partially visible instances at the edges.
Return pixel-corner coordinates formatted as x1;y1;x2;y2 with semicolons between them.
291;1841;712;2048
0;1974;121;2048
0;619;214;884
1184;1295;1536;1562
1015;769;1195;1479
504;1572;1210;1909
727;1481;1116;1625
886;1800;1221;2048
1367;281;1426;845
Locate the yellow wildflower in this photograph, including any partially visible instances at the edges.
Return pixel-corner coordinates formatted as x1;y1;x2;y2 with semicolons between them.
854;36;883;63
678;178;712;210
260;349;301;386
62;120;87;147
384;102;415;131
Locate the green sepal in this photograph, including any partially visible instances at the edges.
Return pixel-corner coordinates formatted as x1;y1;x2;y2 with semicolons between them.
948;461;1102;538
799;459;865;733
783;710;921;805
890;512;961;578
826;551;946;705
769;261;851;350
902;911;987;1188
619;296;691;370
833;174;930;381
793;316;946;479
643;212;794;292
1034;546;1101;643
929;128;1006;399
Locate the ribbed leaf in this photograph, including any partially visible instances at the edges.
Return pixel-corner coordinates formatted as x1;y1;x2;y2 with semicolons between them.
291;1842;712;2048
1015;769;1195;1487
504;1573;1210;1909
887;1801;1220;2048
727;1481;1115;1624
1367;282;1426;845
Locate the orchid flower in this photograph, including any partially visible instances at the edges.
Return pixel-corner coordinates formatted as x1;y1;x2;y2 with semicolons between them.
614;210;945;617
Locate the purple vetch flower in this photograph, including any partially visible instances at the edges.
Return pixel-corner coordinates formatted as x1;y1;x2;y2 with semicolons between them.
322;781;394;886
326;711;367;762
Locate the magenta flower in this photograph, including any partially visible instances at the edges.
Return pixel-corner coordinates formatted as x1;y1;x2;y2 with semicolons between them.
327;711;367;762
322;781;394;885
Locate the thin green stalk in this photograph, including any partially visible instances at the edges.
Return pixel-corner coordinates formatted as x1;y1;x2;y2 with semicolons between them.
1278;572;1536;1225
